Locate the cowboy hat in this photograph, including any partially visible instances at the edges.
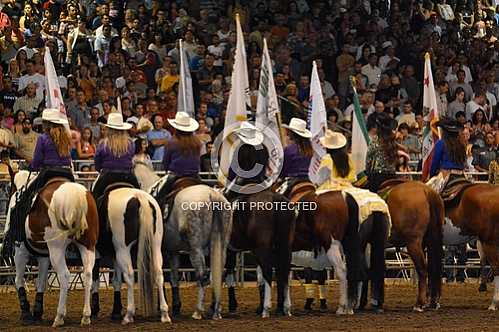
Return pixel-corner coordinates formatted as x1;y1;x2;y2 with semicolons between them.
235;121;264;146
42;108;69;125
168;112;199;132
436;116;463;133
375;112;397;132
105;113;132;130
282;118;312;138
320;130;347;150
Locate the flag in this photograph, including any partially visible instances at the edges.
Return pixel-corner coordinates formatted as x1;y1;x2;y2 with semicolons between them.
177;39;194;117
351;77;371;179
307;61;328;185
421;53;440;181
44;47;69;131
218;14;250;184
256;38;283;178
116;96;122;113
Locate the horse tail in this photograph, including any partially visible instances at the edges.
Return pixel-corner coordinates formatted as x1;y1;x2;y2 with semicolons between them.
273;194;296;307
343;193;364;305
425;187;444;301
209;192;227;312
135;191;157;317
49;183;89;239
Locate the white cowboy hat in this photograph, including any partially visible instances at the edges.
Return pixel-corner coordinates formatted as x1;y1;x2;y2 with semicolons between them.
168;112;199;132
235;121;264;146
105;113;132;130
42;108;69;125
282;118;312;138
320;130;347;150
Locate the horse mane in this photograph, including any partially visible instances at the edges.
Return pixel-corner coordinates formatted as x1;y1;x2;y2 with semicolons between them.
133;162;160;192
14;170;33;190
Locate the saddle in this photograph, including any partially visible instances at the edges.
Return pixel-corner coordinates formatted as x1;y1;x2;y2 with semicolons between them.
377;178;408;201
288;181;315;203
441;177;474;205
164;177;203;203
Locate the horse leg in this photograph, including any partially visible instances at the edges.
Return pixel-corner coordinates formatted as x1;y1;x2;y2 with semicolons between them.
357;217;372;312
75;243;95;326
480;242;499;311
168;253;182;317
370;214;387;313
14;243;33;322
153;240;170;323
189;247;207;320
91;258;100;318
326;238;351;315
255;249;273;318
317;269;328;312
47;238;70;327
303;267;316;311
406;239;428;312
225;249;238;313
477;240;488;292
111;260;123;321
116;247;135;325
32;256;50;321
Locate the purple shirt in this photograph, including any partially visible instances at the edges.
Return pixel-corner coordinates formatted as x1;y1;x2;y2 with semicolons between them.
162;140;200;176
280;143;311;178
94;141;135;171
30;133;72;171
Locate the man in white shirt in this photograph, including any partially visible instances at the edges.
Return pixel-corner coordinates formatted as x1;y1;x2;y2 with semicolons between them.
378;42;400;72
344;91;375;120
465;93;486;120
18;60;45;100
17;36;39;59
94;14;118;37
207;34;225;70
94;24;112;68
361;54;381;87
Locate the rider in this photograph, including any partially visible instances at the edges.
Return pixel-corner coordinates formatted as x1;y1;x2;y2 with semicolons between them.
155;111;201;204
278;117;313;196
317;129;355;191
226;121;269;199
365;112;399;193
428;116;466;192
92;112;140;201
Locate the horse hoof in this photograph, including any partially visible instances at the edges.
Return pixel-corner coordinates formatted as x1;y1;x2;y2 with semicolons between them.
256;305;263;315
172;305;181;317
413;306;424;312
336;305;348;315
428;302;440;310
161;311;171;323
121;316;134;325
20;312;34;324
284;308;292;317
212;312;222;320
479;283;487;292
192;311;203;320
81;316;91;326
52;317;64;328
261;309;270;318
488;303;497;311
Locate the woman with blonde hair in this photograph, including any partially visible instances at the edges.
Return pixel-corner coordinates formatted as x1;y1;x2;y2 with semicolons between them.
92;113;140;200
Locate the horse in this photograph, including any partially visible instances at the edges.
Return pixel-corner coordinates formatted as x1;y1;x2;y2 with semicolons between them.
7;170;99;327
443;183;499;310
373;180;444;311
133;162;232;320
90;183;170;324
224;186;296;318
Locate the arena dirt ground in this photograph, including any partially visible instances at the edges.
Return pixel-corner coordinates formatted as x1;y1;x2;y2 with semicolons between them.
1;281;499;331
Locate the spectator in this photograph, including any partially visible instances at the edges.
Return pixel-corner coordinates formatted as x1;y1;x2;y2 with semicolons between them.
397;101;417;127
76;127;96;160
361;53;381;88
14;117;38;163
448;87;466;120
474;132;497;172
68;90;91;130
450;69;474;102
132;137;153;169
13;83;41;117
488;152;499;185
466;92;486;121
146;113;171;160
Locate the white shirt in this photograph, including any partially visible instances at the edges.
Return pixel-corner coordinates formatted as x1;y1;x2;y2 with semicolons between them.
94;25;119;38
465;100;484;120
344;103;375;120
361;64;381;87
207;44;225;67
17;46;38;59
378;55;400;72
18;73;46;100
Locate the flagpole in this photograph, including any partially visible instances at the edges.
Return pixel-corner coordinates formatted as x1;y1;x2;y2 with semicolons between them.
179;39;188;114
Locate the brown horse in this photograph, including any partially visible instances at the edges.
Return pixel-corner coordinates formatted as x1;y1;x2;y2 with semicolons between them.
225;188;296;317
286;182;365;314
10;171;99;327
382;181;444;311
445;184;499;310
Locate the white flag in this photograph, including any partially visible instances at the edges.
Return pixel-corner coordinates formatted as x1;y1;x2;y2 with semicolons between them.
307;61;328;185
177;39;195;117
256;38;283;177
421;53;440;181
351;82;370;178
218;14;250;184
44;47;69;131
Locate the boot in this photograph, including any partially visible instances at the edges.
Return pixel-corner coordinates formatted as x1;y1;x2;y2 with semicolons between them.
228;287;238;313
171;287;181;317
91;292;100;318
111;291;123;321
304;298;314;311
304;283;316;311
318;285;328;312
319;299;328;312
32;292;44;321
17;287;33;323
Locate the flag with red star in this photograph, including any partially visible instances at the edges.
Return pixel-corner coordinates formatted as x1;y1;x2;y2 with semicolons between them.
44;47;69;131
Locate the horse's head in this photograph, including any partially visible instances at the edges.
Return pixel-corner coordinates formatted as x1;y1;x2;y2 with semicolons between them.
133;161;160;193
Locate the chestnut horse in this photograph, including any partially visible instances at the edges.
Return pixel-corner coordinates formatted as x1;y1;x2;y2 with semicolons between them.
10;171;99;327
380;181;444;311
445;184;499;310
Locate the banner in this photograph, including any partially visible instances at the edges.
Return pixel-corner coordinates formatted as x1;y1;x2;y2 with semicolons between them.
177;39;195;117
351;78;371;178
44;47;69;131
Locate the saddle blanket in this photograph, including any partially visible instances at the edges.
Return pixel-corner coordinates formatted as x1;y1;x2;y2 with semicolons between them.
316;186;392;236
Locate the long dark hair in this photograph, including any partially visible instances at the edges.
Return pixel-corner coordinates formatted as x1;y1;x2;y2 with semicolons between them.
289;131;313;157
378;129;398;166
170;130;202;156
442;130;466;165
327;147;351;178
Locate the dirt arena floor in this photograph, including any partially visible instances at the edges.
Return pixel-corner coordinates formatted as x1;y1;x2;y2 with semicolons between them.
1;281;499;331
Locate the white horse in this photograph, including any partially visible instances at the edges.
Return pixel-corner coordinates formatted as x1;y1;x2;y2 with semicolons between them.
6;170;99;327
133;162;232;320
90;185;170;324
